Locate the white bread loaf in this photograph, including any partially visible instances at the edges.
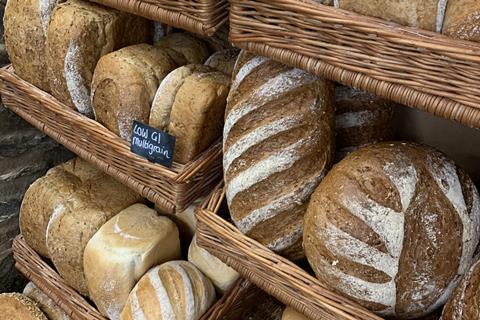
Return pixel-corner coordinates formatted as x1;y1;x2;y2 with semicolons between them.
155;33;210;65
84;204;181;319
0;293;47;320
188;234;240;294
23;282;71;320
3;0;62;91
149;64;230;164
224;51;334;260
46;0;151;116
162;197;204;244
282;307;309;320
120;261;216;320
304;142;480;318
91;44;177;140
204;49;240;76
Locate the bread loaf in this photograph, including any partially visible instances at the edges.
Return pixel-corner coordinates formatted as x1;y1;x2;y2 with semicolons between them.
224;51;334;260
0;293;47;320
46;0;150;116
282;307;308;320
304;142;480;319
120;261;216;320
23;282;71;320
441;258;480;320
150;64;230;163
335;85;393;161
92;44;177;140
443;0;480;42
163;197;204;243
3;0;62;91
205;49;240;76
155;33;210;65
333;0;448;32
188;234;240;294
84;204;180;319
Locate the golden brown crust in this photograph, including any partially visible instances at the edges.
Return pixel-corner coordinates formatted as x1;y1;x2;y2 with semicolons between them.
443;0;480;42
0;293;48;320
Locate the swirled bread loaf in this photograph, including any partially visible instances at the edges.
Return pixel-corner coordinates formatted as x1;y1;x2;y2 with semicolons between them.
304;142;480;319
0;293;47;320
120;261;216;320
23;282;71;320
224;51;334;260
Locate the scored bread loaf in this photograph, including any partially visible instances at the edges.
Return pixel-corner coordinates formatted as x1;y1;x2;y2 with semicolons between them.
91;44;177;140
150;64;230;163
84;204;181;319
3;0;62;91
304;142;480;319
46;0;151;116
0;293;47;320
120;261;216;320
443;0;480;42
155;33;210;65
204;49;240;76
441;258;480;320
188;234;240;294
23;282;71;320
282;307;308;320
224;51;334;260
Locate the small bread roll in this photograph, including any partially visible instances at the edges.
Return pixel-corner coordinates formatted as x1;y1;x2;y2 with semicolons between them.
282;307;309;320
121;261;216;320
84;204;181;319
188;234;240;294
149;64;230;163
0;293;48;320
204;49;240;76
23;282;71;320
155;33;210;65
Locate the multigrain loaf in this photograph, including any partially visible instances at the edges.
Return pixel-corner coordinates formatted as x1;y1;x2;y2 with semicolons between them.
304;142;480;319
46;0;151;116
155;33;210;65
84;204;180;319
120;261;216;320
204;49;240;76
0;293;47;320
23;282;71;320
224;51;334;260
92;44;177;140
150;64;230;163
443;0;480;42
3;0;63;91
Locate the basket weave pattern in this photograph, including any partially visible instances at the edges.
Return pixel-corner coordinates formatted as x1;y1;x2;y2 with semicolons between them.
90;0;228;35
229;0;480;128
0;65;222;214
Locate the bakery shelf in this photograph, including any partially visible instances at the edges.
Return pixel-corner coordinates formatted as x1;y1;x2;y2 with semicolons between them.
196;182;383;320
89;0;228;36
0;65;223;214
12;234;258;320
229;0;480;129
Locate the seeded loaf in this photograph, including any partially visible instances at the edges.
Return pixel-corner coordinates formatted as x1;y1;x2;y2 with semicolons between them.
46;0;151;116
155;33;210;65
0;293;48;320
282;307;308;320
150;64;230;163
304;142;480;318
205;49;240;76
443;0;480;42
224;51;334;260
3;0;63;91
23;282;71;320
92;44;177;140
120;261;216;320
84;204;180;319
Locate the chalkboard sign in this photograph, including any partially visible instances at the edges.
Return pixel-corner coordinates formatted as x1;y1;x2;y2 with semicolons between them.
130;121;176;167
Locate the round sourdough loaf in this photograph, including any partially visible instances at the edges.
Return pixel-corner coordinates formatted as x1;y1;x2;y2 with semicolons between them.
3;0;62;91
91;44;177;140
441;258;480;320
204;49;240;76
0;293;47;320
149;64;230;163
23;282;71;320
224;51;334;260
335;85;393;161
443;0;480;42
155;33;210;65
46;0;151;116
188;234;240;294
304;142;480;319
282;307;308;320
84;204;180;319
120;261;216;320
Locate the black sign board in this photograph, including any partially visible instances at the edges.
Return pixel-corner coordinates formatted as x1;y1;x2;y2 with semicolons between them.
130;121;176;168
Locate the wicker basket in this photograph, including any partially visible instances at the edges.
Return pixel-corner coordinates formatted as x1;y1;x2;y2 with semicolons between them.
12;234;259;320
0;65;222;214
89;0;228;36
196;183;384;320
229;0;480;129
